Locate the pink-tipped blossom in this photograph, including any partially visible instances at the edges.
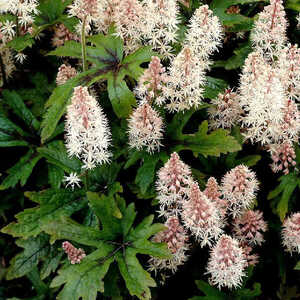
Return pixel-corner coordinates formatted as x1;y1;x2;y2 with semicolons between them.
148;216;189;273
269;141;297;174
65;86;112;170
156;152;193;217
135;56;169;105
204;177;228;218
206;234;246;289
221;165;259;217
113;0;145;54
208;88;242;130
282;212;300;254
56;64;78;86
182;182;223;247
62;241;86;264
127;102;164;153
232;210;267;246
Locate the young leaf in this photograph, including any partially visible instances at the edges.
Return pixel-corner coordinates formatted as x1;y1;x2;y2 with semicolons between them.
1;189;86;238
0;149;42;190
6;234;50;280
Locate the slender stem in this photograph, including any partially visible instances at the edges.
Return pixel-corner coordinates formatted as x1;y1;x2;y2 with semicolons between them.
81;16;88;72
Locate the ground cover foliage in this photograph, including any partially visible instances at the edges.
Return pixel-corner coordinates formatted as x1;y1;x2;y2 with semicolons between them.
0;0;300;299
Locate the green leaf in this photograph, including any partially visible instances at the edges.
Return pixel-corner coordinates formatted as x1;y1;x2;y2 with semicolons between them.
171;120;241;157
135;153;161;195
189;280;227;300
42;187;169;300
41;217;107;246
1;189;86;238
48;164;65;189
268;173;300;221
35;0;71;25
40;247;63;280
6;234;50;280
87;191;123;239
107;74;136;118
51;247;114;300
40;68;108;142
0;112;29;147
286;0;300;11
224;42;252;70
38;140;82;173
116;248;156;300
203;76;228;99
7;35;34;52
210;0;260;31
0;149;42;190
2;90;40;131
122;46;157;80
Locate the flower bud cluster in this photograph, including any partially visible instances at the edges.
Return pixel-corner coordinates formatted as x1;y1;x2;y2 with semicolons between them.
62;241;86;264
282;213;300;254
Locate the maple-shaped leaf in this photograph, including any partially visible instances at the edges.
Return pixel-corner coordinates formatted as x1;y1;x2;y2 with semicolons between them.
41;185;171;300
168;111;241;157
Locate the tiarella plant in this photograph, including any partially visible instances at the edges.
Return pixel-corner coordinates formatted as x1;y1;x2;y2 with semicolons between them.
0;0;300;299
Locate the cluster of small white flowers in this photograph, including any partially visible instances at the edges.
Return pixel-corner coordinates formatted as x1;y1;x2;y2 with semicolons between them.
142;0;180;58
127;102;164;153
251;0;287;59
297;13;300;28
65;86;112;170
148;216;189;273
221;165;259;218
208;88;242;130
239;52;289;145
111;0;146;54
68;0;102;22
206;235;246;290
184;5;223;61
282;212;300;254
238;0;300;169
0;0;39;28
163;5;223;112
182;182;223;247
156;152;194;218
